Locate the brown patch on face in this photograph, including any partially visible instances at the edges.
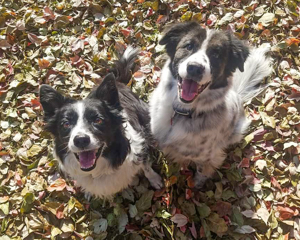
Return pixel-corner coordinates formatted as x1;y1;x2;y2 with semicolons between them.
206;32;231;89
206;31;250;89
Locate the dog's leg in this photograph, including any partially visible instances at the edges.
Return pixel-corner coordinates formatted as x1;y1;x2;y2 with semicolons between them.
143;164;163;189
195;149;225;188
194;164;215;189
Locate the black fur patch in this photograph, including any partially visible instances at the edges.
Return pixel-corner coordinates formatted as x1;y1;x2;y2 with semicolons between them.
39;48;154;170
160;22;249;90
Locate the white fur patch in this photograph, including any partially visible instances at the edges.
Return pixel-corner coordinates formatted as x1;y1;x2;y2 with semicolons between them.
57;111;146;198
150;39;272;179
68;101;99;152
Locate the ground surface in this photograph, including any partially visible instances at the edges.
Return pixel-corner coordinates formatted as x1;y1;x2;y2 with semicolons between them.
0;0;300;239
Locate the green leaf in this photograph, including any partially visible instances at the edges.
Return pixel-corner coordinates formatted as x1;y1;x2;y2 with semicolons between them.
118;212;128;233
136;190;154;212
206;213;228;237
122;188;135;202
0;202;9;215
181;201;196;216
107;213;117;227
27;145;43;158
221;189;237;201
20;192;35;214
129;204;138;218
181;11;192;21
260;112;276;128
197;203;211;218
93;218;108;234
156;210;172;219
232;206;244;227
200;219;212;240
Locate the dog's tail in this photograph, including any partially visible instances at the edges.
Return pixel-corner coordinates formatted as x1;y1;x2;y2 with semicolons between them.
111;46;140;85
232;45;273;103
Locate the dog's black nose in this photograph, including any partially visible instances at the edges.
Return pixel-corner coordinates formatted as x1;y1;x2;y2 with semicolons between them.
187;63;204;77
74;134;90;148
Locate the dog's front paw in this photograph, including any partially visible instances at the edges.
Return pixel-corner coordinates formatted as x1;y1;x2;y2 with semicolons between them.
148;171;164;189
194;172;209;189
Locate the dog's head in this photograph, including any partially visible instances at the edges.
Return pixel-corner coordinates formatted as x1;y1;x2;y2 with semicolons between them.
160;22;249;104
40;73;129;172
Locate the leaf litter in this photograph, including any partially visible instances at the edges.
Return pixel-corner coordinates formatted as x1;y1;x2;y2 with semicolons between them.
0;0;300;239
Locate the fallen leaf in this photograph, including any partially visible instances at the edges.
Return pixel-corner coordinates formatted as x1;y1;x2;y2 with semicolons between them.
171;214;188;227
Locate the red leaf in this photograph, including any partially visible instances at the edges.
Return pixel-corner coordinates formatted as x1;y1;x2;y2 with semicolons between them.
38;58;50;69
156;15;168;24
14;172;23;186
171;214;188;227
185;189;192;200
28;33;42;45
56;204;65;219
286;38;300;46
189;222;197;239
31;99;42;109
187;176;195;188
261;141;275;152
271;177;282;191
211;201;232;217
38;191;46;200
238;158;250;168
252;128;267;141
120;29;132;38
277;206;295;221
44;6;55;20
154;187;166;198
47;178;66;192
199;226;205;238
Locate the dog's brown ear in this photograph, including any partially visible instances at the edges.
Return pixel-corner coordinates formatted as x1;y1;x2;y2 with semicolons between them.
227;33;249;72
159;22;201;57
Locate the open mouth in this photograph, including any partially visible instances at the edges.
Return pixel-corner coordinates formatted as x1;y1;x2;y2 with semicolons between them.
74;145;104;172
178;78;210;103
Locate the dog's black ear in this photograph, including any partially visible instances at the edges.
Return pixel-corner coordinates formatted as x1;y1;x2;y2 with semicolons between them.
159;22;200;57
95;73;120;107
39;85;66;120
227;33;249;72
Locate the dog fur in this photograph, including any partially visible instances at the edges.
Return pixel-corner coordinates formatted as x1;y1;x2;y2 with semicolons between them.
40;47;162;198
149;22;272;187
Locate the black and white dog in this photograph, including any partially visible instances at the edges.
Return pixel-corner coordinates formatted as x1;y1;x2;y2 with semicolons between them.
40;47;162;198
149;22;272;187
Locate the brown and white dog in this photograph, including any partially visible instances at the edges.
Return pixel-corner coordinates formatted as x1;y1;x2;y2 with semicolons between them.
149;22;272;188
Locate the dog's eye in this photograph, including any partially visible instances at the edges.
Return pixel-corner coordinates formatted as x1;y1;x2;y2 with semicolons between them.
62;121;70;128
94;117;103;124
211;51;220;58
185;43;194;51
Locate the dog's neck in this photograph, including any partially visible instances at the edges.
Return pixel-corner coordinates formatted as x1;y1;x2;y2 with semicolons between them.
172;102;193;118
102;128;130;169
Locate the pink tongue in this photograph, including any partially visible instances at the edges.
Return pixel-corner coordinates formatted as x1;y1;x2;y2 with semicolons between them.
181;79;198;101
78;150;96;170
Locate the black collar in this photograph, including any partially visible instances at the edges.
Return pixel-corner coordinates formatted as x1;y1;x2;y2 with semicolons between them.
172;103;194;118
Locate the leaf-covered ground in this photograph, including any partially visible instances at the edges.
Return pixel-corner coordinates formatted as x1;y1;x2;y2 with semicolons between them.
0;0;300;239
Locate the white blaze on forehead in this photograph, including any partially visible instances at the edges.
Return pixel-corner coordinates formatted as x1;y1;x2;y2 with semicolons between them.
200;28;214;51
68;101;94;152
68;101;101;152
71;101;85;136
